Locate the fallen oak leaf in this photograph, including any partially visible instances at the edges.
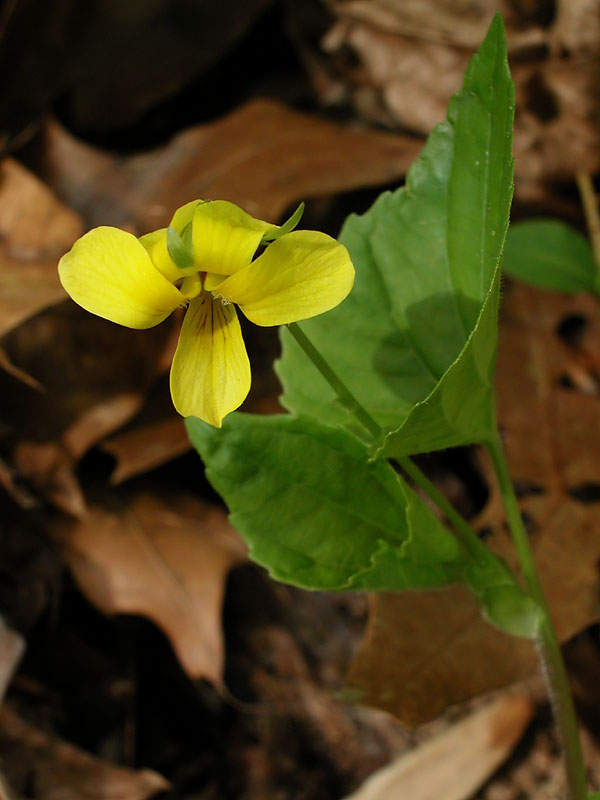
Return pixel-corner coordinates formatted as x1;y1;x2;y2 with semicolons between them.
345;586;536;728
0;158;82;342
39;99;423;230
10;391;147;519
0;158;82;258
0;306;177;500
13;391;144;518
0;247;67;341
346;281;600;726
14;441;86;519
1;305;180;445
2;306;180;514
50;492;247;683
62;392;143;462
101;416;190;485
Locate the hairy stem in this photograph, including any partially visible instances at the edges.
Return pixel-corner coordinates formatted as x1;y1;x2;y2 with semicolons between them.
396;455;487;563
486;431;587;800
286;322;381;441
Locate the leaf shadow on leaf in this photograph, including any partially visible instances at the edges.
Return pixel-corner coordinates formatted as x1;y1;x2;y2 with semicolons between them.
371;293;483;402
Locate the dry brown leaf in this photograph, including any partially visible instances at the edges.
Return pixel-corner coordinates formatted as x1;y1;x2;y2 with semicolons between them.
12;393;145;518
552;0;600;53
14;441;86;519
62;393;143;462
346;587;537;728
52;492;247;683
322;2;600;200
0;624;25;703
347;282;600;726
0;250;67;342
0;705;168;800
0;159;82;257
326;1;526;50
2;314;179;515
39;99;422;230
0;158;82;341
101;417;191;484
343;693;534;800
1;304;179;446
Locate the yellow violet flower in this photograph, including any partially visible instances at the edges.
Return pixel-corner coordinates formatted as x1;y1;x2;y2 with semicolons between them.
58;200;354;427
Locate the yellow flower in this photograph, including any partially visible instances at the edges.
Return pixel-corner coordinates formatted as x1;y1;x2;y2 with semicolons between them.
58;200;354;427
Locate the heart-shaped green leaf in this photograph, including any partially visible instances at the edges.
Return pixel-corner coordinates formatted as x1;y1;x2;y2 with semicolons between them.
187;412;464;590
186;412;537;639
277;14;513;457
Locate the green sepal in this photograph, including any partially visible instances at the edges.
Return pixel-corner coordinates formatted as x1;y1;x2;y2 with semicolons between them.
261;202;305;244
166;224;195;268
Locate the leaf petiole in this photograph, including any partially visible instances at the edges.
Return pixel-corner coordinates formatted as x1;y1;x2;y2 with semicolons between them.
286;322;485;559
486;430;588;800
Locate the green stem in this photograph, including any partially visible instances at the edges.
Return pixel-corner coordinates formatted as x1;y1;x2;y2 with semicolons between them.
396;455;486;562
286;322;483;557
289;321;587;797
576;171;600;269
286;323;382;440
486;431;587;800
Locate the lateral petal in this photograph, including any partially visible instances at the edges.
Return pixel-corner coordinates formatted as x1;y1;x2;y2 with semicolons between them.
192;200;274;277
216;230;355;326
170;294;251;426
58;226;185;329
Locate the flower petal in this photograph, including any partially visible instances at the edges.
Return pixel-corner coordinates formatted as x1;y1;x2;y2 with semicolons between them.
170;294;251;426
192;200;274;276
58;226;185;329
216;230;355;326
203;272;228;292
139;200;200;281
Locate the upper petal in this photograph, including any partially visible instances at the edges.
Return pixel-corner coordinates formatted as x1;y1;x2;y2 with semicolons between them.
216;230;355;326
170;294;251;426
192;200;274;277
139;200;200;281
58;226;185;329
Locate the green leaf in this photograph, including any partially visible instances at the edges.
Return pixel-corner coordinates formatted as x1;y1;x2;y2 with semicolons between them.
277;14;514;456
503;219;598;294
187;412;463;590
186;412;536;637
